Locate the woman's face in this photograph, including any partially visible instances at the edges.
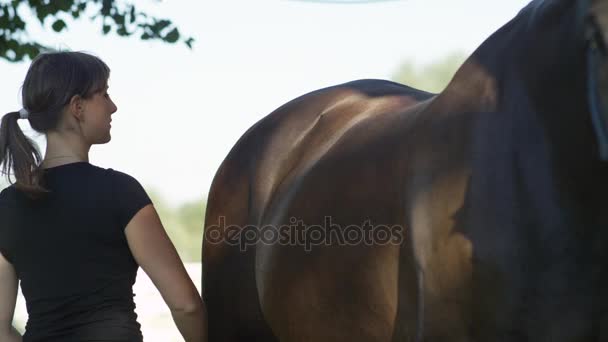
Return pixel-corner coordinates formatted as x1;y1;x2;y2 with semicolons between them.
80;85;117;145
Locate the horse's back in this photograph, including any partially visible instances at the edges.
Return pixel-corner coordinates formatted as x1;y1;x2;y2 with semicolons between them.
202;79;434;342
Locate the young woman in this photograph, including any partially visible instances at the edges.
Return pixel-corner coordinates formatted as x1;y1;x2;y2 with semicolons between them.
0;51;207;342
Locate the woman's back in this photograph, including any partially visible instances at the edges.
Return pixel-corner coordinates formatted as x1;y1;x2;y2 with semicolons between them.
0;51;206;342
0;162;151;341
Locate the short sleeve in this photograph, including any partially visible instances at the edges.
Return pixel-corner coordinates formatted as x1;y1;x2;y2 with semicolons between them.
0;188;14;263
0;223;12;264
108;169;152;230
0;238;11;264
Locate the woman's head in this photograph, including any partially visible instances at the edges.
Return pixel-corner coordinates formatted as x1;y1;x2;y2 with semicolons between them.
22;51;112;133
0;51;114;197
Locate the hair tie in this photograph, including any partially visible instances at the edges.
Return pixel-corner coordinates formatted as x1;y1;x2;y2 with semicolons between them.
18;108;29;120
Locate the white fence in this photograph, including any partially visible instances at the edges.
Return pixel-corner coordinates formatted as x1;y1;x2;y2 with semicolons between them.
14;262;202;342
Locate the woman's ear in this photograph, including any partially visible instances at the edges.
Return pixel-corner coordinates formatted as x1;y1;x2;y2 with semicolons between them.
68;95;84;121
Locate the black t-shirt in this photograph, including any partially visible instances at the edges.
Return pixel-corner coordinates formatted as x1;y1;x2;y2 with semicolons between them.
0;162;152;342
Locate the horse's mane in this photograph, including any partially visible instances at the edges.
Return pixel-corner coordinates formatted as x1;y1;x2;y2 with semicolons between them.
518;0;571;22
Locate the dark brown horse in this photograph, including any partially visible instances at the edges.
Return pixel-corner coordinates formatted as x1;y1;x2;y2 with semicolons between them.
202;0;608;340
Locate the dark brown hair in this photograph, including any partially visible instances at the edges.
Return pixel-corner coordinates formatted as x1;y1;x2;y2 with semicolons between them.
0;51;110;198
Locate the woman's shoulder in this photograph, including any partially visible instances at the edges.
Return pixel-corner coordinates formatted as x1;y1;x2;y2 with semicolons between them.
43;163;146;197
0;185;17;204
0;186;24;221
78;163;140;183
104;167;143;185
102;167;152;224
101;167;149;197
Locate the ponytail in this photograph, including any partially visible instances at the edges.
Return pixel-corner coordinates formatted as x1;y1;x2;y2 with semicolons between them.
0;111;46;198
1;51;110;199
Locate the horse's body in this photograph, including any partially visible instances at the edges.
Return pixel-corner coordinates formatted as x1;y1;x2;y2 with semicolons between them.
202;0;608;341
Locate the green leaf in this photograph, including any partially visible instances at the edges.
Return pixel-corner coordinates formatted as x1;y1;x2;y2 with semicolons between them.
153;20;171;33
185;37;194;49
112;13;124;26
2;6;9;20
116;26;128;36
55;0;71;11
101;0;111;16
35;4;49;24
7;39;18;50
14;16;26;30
129;5;135;24
0;7;10;27
1;0;194;63
164;28;179;43
51;19;66;32
24;44;40;59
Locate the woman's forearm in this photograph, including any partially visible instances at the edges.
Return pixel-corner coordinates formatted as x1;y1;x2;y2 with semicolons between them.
170;301;207;342
0;325;22;342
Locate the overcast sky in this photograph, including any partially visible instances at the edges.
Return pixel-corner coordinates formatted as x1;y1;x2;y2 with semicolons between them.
0;0;531;206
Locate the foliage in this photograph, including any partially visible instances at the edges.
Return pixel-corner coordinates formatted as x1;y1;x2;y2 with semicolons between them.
147;189;206;262
0;0;194;62
391;52;468;93
0;176;8;190
11;318;24;334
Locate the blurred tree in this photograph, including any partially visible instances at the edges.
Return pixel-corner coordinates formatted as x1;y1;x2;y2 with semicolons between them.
147;189;205;262
0;177;8;191
290;0;401;3
12;318;24;334
391;52;468;93
0;0;194;62
175;200;206;260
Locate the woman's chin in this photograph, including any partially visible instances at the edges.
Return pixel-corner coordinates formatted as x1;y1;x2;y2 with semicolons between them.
98;134;111;144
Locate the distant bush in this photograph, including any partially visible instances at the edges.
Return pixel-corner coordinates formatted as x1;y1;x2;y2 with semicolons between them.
391;52;468;93
147;189;206;262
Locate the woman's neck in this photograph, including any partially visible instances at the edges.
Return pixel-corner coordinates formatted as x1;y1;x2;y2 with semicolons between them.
42;131;90;169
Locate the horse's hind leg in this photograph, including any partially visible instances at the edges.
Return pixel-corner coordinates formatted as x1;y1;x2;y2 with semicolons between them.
257;243;405;342
202;163;278;342
204;247;277;342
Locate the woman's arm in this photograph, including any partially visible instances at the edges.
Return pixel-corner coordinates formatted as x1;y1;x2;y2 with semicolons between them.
0;252;22;342
125;204;207;342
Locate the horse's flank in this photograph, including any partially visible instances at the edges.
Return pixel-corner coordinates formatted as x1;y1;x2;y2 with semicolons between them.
202;0;608;341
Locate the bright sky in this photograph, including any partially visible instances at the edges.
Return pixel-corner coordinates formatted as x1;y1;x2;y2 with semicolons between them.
0;0;531;206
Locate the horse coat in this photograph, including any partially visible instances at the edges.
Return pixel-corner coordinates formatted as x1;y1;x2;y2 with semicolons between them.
202;0;608;340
